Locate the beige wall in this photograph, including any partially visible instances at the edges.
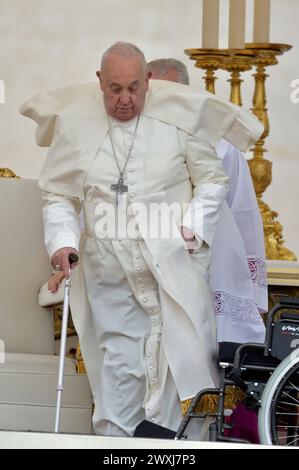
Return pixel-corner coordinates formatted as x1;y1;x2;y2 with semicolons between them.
0;0;299;256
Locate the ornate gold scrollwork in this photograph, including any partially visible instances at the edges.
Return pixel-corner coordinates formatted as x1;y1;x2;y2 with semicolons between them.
75;342;87;374
0;168;19;178
181;386;246;415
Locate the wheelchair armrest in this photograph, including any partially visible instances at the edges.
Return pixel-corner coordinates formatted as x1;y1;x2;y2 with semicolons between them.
218;342;242;363
37;280;65;307
233;342;266;368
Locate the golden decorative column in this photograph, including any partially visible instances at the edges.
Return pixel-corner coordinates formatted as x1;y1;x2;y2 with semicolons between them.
184;49;254;103
184;49;230;94
220;49;254;106
245;43;295;260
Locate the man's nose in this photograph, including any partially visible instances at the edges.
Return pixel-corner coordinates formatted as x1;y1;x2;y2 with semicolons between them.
119;91;130;104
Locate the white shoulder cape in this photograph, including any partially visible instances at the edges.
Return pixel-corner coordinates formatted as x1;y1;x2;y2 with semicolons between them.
20;80;263;151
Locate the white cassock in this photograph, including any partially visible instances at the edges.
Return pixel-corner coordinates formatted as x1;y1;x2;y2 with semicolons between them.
210;140;267;344
20;80;263;436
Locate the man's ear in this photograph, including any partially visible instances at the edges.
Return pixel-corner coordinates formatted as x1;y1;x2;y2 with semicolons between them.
96;70;104;91
145;71;151;89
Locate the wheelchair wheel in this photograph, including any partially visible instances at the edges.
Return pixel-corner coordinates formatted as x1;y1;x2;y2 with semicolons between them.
258;350;299;446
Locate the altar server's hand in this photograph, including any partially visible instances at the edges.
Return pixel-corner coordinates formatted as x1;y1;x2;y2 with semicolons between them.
181;226;197;253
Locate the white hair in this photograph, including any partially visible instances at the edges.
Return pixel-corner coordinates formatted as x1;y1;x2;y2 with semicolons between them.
147;58;190;85
101;41;148;73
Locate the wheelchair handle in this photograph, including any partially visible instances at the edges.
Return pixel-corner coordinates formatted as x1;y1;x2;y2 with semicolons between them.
279;297;299;307
265;297;299;355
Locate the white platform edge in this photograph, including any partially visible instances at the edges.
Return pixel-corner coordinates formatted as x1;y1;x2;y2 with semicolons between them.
0;431;274;449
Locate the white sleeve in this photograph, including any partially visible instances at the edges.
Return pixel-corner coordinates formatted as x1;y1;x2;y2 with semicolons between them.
182;134;229;247
41;191;82;257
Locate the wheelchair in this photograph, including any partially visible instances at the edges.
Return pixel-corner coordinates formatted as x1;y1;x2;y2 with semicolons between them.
175;297;299;446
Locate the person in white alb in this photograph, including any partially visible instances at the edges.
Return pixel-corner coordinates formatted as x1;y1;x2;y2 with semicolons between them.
21;42;263;438
148;58;267;344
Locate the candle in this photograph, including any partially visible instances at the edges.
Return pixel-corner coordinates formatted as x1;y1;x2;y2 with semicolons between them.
229;0;246;49
254;0;271;43
202;0;219;49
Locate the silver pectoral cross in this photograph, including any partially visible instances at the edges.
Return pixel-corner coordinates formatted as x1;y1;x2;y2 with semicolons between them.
111;177;128;205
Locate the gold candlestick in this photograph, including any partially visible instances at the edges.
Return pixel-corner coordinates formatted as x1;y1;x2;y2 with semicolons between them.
220;49;254;106
245;43;295;260
184;49;230;94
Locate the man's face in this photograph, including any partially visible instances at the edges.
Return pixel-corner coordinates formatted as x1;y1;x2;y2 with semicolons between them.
98;53;150;121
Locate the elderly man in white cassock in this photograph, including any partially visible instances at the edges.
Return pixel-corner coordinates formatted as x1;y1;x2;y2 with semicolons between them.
147;59;267;345
21;42;263;438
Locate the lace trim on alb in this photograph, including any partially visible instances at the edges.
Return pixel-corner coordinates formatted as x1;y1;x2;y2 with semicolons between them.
247;257;267;289
213;291;263;323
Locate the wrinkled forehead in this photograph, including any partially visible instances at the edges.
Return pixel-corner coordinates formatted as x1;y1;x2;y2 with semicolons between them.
101;53;146;82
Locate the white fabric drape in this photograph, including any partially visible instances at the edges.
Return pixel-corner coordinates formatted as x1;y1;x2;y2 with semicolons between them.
210;140;267;343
